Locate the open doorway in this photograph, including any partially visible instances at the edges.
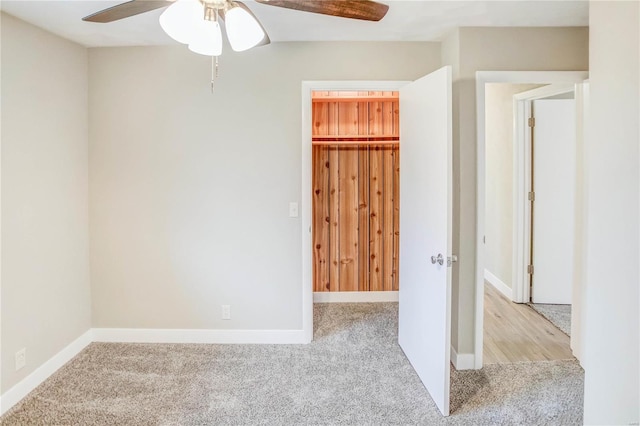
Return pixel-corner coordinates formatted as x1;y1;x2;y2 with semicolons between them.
311;91;400;301
302;68;454;416
300;81;408;343
483;82;575;363
476;72;588;367
515;85;577;338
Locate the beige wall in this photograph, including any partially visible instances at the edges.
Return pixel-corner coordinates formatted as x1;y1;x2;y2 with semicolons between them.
583;1;639;423
484;83;541;287
1;13;91;392
441;27;588;355
88;42;440;329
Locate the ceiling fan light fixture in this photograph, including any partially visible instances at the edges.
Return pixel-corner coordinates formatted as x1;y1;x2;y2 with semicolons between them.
188;19;223;56
86;0;391;92
225;5;265;52
159;0;201;44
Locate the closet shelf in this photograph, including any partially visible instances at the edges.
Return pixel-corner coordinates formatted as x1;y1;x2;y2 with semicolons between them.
312;95;399;103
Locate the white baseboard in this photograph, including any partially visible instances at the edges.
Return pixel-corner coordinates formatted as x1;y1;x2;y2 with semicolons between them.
484;269;513;300
0;330;92;416
91;328;307;344
450;345;476;371
313;291;398;303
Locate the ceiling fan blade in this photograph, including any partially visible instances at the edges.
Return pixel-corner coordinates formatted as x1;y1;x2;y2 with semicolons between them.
254;0;388;21
83;0;172;23
220;2;271;47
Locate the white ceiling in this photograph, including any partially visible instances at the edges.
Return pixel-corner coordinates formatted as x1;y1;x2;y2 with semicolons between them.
0;0;588;47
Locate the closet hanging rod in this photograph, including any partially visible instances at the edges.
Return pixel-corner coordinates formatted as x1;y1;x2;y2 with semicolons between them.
312;140;399;146
313;134;398;140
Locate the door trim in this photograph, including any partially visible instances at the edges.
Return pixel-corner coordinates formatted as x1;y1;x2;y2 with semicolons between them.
512;84;576;304
474;71;588;369
301;81;409;343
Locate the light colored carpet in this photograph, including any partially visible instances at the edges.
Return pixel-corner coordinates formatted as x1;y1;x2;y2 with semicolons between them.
1;303;583;425
529;303;572;336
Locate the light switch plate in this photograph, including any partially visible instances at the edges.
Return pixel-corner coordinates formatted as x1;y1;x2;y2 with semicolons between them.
289;202;299;218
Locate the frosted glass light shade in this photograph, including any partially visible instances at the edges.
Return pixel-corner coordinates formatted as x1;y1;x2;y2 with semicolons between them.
188;20;223;56
225;6;265;52
159;0;202;44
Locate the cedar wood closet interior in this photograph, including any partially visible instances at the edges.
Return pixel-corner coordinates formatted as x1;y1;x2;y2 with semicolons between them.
312;91;400;293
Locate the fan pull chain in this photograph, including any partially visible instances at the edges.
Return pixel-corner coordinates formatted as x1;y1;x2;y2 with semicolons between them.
210;55;219;93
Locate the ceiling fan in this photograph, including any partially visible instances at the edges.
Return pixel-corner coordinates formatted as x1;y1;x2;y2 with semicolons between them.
83;0;388;90
83;0;389;51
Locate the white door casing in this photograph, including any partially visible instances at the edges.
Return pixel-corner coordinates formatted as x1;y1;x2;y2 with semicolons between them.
398;66;453;416
570;81;589;364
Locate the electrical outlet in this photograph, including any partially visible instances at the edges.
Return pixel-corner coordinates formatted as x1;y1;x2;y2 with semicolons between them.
15;348;26;371
222;305;231;320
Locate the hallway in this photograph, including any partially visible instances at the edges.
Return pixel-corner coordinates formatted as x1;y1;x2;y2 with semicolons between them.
483;283;574;364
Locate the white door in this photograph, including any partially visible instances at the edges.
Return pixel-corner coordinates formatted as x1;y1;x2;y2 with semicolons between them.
398;66;453;416
531;99;576;304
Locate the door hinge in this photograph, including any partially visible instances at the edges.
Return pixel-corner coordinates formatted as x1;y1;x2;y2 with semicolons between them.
528;191;535;201
527;264;534;275
528;117;535;127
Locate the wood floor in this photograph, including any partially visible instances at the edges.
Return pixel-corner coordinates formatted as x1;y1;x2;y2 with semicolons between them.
483;283;574;364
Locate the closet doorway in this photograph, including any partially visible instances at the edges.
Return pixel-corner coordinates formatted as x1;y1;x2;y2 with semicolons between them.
311;91;400;301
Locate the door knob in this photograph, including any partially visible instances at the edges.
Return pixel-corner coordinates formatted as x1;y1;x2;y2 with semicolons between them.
431;253;444;265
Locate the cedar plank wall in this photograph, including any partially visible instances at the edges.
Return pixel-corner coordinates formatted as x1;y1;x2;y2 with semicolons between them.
312;91;399;292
